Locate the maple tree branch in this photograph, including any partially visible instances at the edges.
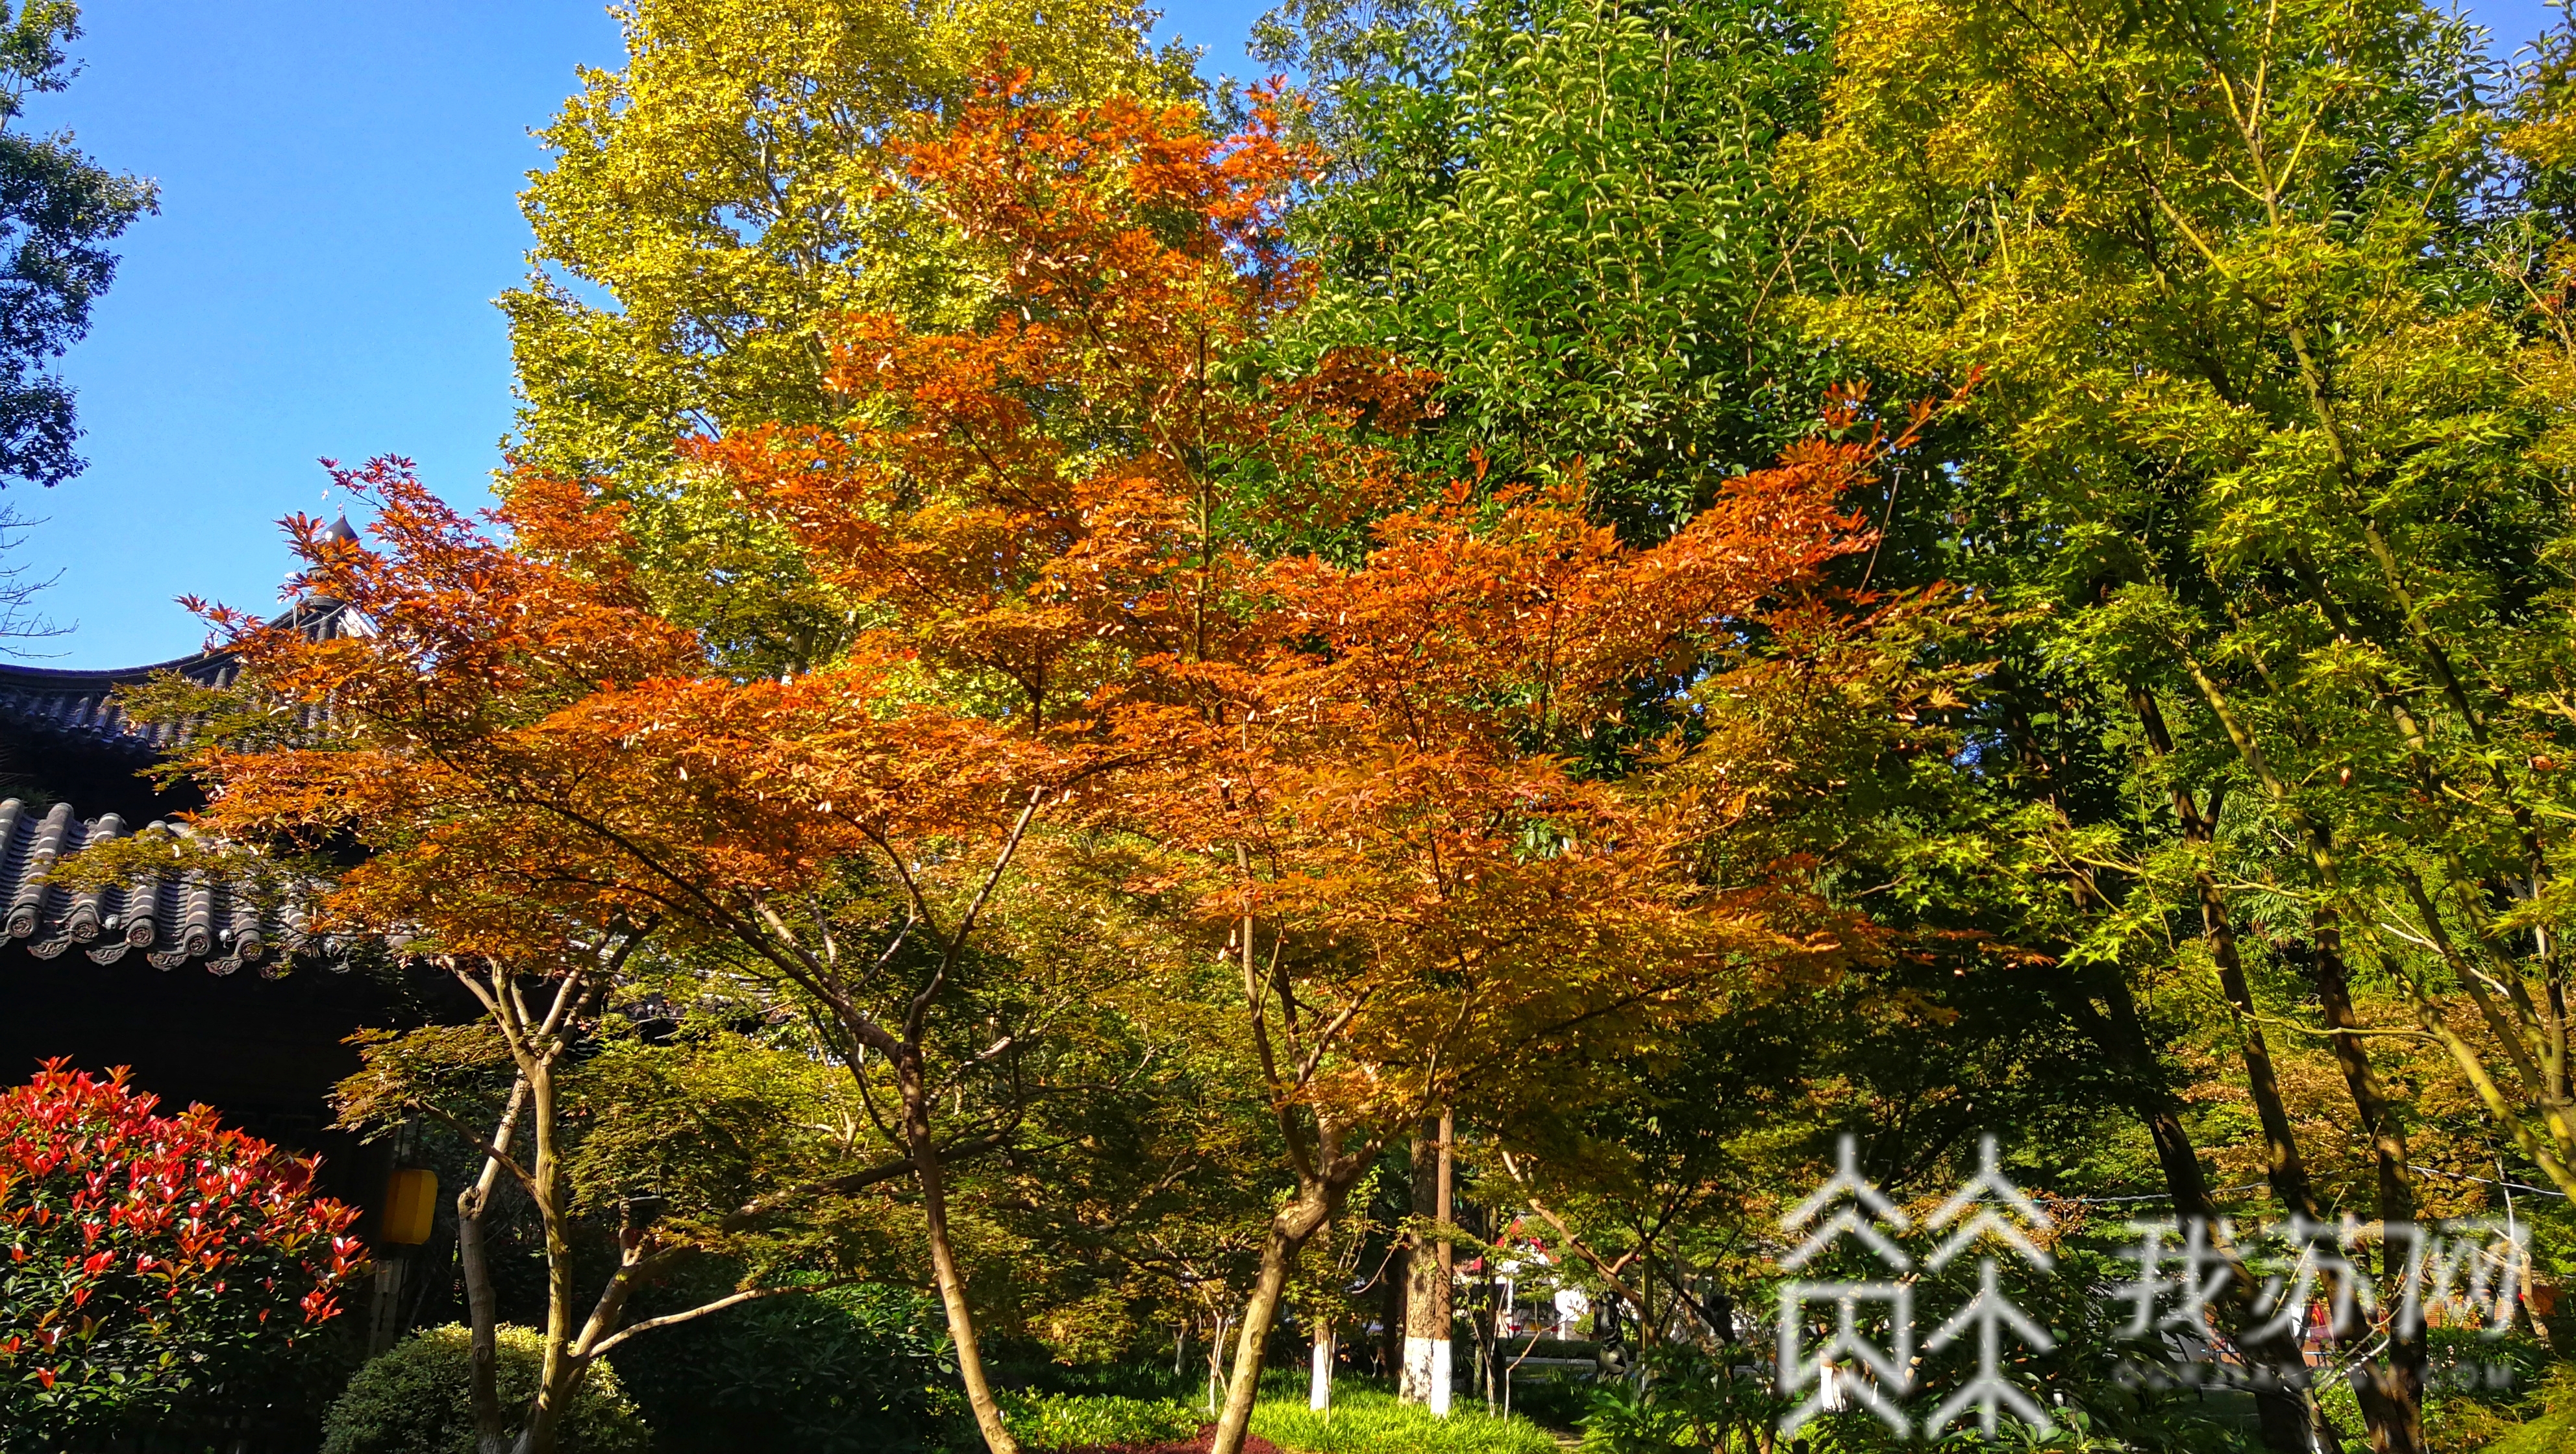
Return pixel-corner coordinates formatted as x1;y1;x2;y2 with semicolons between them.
451;959;506;1022
520;793;866;1009
854;820;941;941
848;1047;902;1147
470;1074;530;1205
713;1126;1016;1232
746;891;900;1056
502;968;543;1053
535;963;588;1044
1501;1150;1646;1313
416;1094;538;1199
906;785;1048;1043
1293;991;1372;1098
585;1283;825;1361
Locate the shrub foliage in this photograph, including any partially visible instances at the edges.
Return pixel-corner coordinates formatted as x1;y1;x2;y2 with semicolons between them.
321;1324;652;1454
0;1062;361;1438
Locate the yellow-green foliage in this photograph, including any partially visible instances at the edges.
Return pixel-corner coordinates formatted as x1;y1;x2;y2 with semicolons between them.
1006;1390;1202;1449
506;0;1198;672
2462;1365;2576;1454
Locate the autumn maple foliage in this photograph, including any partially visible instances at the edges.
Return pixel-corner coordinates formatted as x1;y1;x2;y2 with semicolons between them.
123;66;1929;1454
1135;394;1935;1447
0;1063;361;1432
138;71;1358;1454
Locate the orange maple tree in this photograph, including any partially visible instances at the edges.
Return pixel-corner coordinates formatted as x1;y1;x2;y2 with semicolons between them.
121;69;1935;1454
136;73;1367;1454
1130;412;1929;1447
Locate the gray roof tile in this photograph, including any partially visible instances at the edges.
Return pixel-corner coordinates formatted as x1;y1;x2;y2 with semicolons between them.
0;797;336;977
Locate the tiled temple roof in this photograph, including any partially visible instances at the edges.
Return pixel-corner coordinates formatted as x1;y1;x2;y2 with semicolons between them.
0;597;354;761
0;650;240;756
0;797;334;976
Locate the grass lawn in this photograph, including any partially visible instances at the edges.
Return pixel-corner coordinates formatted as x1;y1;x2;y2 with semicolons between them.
1250;1386;1561;1454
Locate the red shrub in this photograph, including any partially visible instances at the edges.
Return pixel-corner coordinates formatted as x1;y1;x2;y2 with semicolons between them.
0;1061;363;1429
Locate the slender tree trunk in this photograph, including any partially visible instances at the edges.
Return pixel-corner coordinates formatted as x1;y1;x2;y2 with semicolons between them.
2081;973;2335;1453
2305;915;2427;1454
515;1056;575;1454
1209;1187;1339;1454
2205;882;2325;1220
457;1073;528;1454
1400;1113;1455;1412
458;1186;509;1454
2177;667;2431;1450
1478;1240;1499;1416
1380;1240;1406;1377
1207;1312;1232;1414
1433;1113;1454;1415
2136;691;2326;1222
1309;1322;1335;1411
902;1048;1019;1454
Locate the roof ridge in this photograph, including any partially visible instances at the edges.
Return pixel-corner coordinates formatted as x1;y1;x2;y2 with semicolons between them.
0;599;358;757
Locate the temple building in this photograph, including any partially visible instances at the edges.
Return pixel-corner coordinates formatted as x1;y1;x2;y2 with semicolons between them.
0;587;421;1224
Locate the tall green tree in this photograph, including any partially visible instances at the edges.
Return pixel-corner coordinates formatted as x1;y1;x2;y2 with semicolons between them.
1263;0;1843;541
1792;0;2576;1448
0;2;151;489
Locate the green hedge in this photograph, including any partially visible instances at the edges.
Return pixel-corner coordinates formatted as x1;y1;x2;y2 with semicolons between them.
606;1281;953;1451
1006;1390;1204;1449
319;1325;652;1454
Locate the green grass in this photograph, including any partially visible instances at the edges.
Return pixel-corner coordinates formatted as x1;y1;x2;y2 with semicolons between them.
1005;1389;1202;1450
1251;1386;1561;1454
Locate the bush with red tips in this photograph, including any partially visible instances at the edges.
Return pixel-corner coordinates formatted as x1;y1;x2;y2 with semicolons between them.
0;1059;362;1440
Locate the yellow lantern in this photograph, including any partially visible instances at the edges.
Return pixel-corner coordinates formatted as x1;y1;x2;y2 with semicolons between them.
382;1167;438;1246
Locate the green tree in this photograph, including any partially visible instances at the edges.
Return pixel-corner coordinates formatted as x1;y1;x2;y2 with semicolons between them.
1790;0;2576;1447
503;0;1194;674
0;2;151;489
1264;0;1844;541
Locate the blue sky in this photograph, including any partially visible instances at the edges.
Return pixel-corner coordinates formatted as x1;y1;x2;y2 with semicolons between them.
10;0;2562;667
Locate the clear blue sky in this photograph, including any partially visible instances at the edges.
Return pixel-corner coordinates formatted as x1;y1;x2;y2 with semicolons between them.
10;0;2560;667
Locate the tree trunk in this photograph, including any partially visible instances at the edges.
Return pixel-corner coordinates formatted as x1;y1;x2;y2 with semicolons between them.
1433;1111;1454;1415
1309;1322;1335;1411
458;1184;510;1454
457;1071;528;1454
1400;1113;1454;1412
516;1057;575;1454
2305;918;2427;1454
2203;878;2325;1221
1209;1187;1338;1454
1478;1248;1499;1416
2081;972;2335;1453
2136;694;2323;1223
1380;1236;1406;1377
1206;1312;1232;1414
902;1048;1019;1454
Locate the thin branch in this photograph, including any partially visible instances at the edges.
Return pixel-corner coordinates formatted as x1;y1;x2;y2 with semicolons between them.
584;1284;829;1360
